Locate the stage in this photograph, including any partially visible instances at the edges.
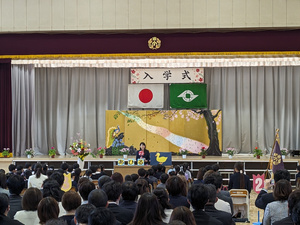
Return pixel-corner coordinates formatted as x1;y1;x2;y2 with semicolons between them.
2;154;299;185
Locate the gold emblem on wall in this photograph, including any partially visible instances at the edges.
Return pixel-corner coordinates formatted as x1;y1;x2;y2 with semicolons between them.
148;37;161;50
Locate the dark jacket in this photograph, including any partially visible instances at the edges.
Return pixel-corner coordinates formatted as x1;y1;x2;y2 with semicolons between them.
273;216;293;225
255;189;275;210
193;209;223;225
0;214;24;225
7;194;22;219
228;172;251;194
136;149;150;163
205;204;235;225
107;203;134;225
119;200;137;214
169;195;190;209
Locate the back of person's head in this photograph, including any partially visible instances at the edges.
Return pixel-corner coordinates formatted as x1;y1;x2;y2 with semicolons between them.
34;163;43;178
79;180;96;201
111;172;123;184
61;163;69;171
166;176;185;196
7;174;25;195
85;169;92;177
135;178;150;195
98;175;111;189
203;170;215;180
292;201;300;225
122;181;139;201
233;162;245;188
160;173;169;184
138;168;146;177
16;165;23;171
182;163;190;172
205;184;217;204
0;173;7;189
124;175;133;181
73;163;80;170
204;173;222;190
212;164;220;172
132;192;162;225
88;207;116;225
157;164;162;172
78;177;90;188
22;187;43;211
204;165;213;172
89;165;98;173
102;180;122;202
288;190;300;215
196;167;205;181
50;171;64;187
148;168;155;176
42;164;48;174
43;179;63;202
153;187;172;219
62;190;81;211
99;164;105;172
169;206;196;225
131;173;139;182
38;197;59;224
188;183;209;210
8;164;16;172
88;189;108;208
24;163;32;169
274;169;291;183
45;219;67;225
273;179;292;201
75;204;96;224
168;220;187;225
174;165;180;174
0;193;9;215
67;165;73;173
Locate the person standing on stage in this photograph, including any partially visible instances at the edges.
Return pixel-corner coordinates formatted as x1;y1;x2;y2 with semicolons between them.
136;142;150;164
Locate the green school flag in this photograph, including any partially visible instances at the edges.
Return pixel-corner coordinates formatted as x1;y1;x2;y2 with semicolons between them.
169;83;207;109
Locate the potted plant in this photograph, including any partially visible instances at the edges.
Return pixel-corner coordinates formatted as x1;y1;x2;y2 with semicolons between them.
281;148;288;159
253;147;263;159
92;147;106;158
25;148;34;158
199;147;207;158
120;147;129;158
179;149;188;159
49;147;56;158
2;148;10;158
225;147;235;159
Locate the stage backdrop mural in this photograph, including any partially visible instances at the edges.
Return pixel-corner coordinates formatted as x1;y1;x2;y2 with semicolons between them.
105;110;222;156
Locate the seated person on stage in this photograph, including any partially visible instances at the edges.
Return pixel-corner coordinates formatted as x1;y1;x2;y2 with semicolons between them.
188;183;222;225
273;188;300;225
228;162;251;194
263;179;292;225
136;142;150;164
255;169;290;210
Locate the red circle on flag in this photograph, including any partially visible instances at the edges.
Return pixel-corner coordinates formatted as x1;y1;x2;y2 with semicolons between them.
139;89;153;103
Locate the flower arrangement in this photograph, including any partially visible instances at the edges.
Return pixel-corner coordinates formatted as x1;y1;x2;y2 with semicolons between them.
91;147;106;158
179;148;188;155
48;147;56;157
69;137;91;161
120;147;130;155
25;148;34;156
281;148;288;156
253;147;263;157
2;148;10;157
199;147;207;156
225;147;235;156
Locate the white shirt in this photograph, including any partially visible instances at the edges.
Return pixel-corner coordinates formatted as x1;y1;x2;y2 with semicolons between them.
27;174;48;189
215;198;231;214
14;210;40;225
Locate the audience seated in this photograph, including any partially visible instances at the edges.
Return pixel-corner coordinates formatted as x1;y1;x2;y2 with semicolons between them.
78;181;96;205
154;164;164;180
153;188;173;223
124;175;132;182
59;191;82;225
119;181;138;213
157;173;168;189
0;193;23;225
98;175;111;189
166;176;190;209
291;201;300;225
129;192;167;225
169;206;196;225
204;184;235;225
135;178;150;197
147;168;158;186
111;172;124;184
263;179;292;225
0;172;9;195
188;183;222;225
130;174;139;182
102;180;133;225
14;187;42;225
49;172;65;197
168;220;186;225
90;165;101;180
45;219;67;225
182;163;192;180
88;207;117;225
228;162;251;194
37;197;59;225
74;204;96;225
255;169;291;210
27;163;48;189
7;174;25;219
88;189;108;208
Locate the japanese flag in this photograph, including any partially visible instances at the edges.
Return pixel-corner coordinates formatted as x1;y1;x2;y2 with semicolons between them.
128;84;164;108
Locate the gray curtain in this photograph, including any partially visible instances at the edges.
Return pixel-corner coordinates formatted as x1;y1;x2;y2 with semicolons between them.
11;65;300;155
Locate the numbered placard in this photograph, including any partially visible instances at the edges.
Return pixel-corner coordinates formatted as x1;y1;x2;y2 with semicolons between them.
253;174;265;194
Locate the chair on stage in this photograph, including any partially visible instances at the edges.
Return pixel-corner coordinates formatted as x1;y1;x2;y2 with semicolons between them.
229;189;250;222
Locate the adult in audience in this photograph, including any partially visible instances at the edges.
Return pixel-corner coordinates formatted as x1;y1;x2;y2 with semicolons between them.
228;162;251;194
0;193;23;225
7;174;25;219
98;175;111;189
59;191;81;225
88;189;108;208
292;201;300;225
263;179;292;225
273;189;300;225
255;169;291;210
14;187;42;225
102;180;133;225
78;181;95;205
166;176;190;208
27;163;48;189
0;172;9;195
188;183;222;225
204;184;235;225
147;168;158;186
37;197;59;225
111;172;124;184
88;207;117;225
119;181;138;213
157;173;169;189
169;206;196;225
131;174;139;182
135;178;150;197
154;164;164;180
74;204;96;225
153;188;174;223
130;192;166;225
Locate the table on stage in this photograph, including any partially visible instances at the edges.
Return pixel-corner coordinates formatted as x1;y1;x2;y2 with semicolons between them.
114;165;173;177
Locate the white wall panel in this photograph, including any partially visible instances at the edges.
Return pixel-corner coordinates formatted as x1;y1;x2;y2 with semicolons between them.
207;0;219;28
260;0;272;27
167;0;179;28
52;0;64;30
141;0;154;29
193;0;207;28
103;0;115;29
1;0;14;31
154;0;167;29
128;0;141;29
14;0;26;30
116;0;129;29
78;0;90;30
27;0;39;31
246;0;260;27
39;0;52;30
181;0;193;28
65;0;77;30
89;0;102;30
232;0;246;27
287;0;300;26
273;0;287;27
220;0;233;28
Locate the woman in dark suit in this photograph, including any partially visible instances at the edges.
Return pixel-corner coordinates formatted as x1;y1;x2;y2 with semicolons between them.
228;162;251;194
136;142;150;164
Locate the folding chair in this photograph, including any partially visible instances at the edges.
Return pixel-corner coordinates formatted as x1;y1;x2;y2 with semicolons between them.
229;189;250;222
